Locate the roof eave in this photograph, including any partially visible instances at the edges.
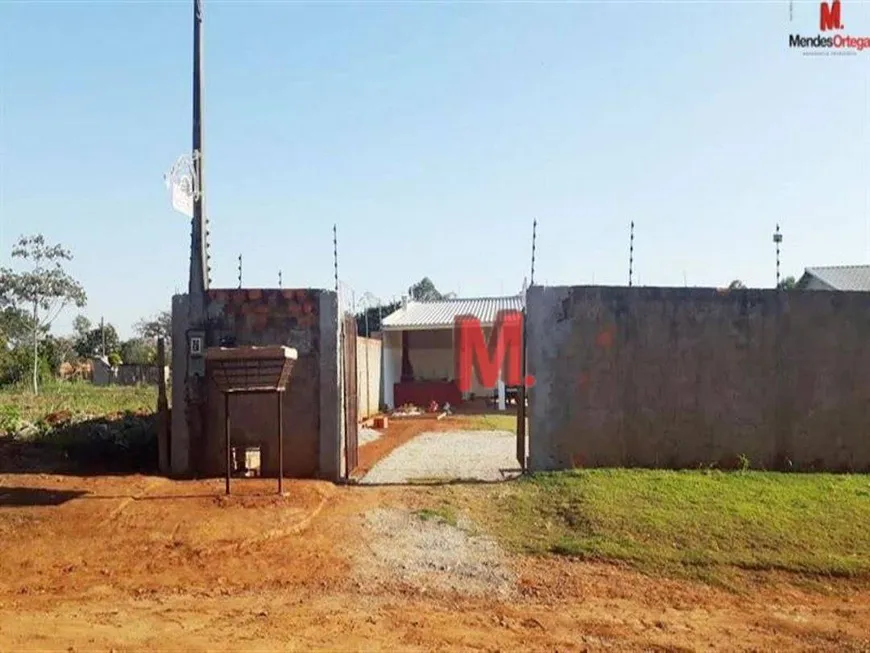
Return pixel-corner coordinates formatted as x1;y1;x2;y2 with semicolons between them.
381;322;498;332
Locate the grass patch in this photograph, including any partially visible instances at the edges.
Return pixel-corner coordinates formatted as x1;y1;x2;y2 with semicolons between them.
474;469;870;581
0;381;156;428
413;505;459;527
0;381;159;472
457;414;520;433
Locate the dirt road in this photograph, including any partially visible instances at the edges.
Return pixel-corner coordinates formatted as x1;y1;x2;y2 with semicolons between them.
1;469;869;652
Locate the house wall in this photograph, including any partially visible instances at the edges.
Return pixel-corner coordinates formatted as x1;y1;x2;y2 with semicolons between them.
527;285;870;472
406;329;453;381
381;326;500;408
169;289;340;480
356;336;382;418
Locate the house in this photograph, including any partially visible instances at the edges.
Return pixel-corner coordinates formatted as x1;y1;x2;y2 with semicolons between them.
796;265;870;291
380;295;524;410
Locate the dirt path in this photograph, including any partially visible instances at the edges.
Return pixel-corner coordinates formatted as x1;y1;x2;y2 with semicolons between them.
360;430;519;484
1;472;868;651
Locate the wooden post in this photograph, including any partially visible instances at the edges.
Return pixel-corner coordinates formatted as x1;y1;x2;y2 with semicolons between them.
277;390;284;495
225;392;231;495
157;337;170;474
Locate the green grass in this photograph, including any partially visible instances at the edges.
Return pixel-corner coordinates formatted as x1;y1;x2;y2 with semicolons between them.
458;414;521;432
0;382;159;471
413;505;459;527
476;469;870;581
0;381;156;428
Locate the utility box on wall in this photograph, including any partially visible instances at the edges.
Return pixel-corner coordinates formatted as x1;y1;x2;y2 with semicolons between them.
188;330;205;377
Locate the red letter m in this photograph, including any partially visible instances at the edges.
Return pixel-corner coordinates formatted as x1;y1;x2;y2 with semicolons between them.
820;0;842;31
454;310;528;393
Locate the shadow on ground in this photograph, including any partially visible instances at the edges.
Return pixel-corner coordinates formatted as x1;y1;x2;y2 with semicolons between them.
0;411;158;476
0;487;88;507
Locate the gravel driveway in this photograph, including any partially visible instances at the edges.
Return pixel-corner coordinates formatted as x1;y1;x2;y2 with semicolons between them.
360;430;520;484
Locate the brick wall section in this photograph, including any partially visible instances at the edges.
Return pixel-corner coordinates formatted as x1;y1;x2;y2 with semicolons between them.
527;286;870;472
201;289;324;478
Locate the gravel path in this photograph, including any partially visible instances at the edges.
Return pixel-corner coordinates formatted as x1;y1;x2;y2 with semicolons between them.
360;430;519;484
355;507;515;597
358;427;381;446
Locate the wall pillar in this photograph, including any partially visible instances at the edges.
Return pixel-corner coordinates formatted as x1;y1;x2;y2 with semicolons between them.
170;294;191;476
318;291;341;481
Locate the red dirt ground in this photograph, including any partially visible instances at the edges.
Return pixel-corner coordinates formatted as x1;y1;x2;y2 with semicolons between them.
1;420;868;651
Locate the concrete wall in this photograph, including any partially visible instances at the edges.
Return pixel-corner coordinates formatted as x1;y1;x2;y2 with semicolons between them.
170;293;189;476
383;331;400;409
169;289;340;480
92;358;168;386
528;285;870;472
356;336;382;418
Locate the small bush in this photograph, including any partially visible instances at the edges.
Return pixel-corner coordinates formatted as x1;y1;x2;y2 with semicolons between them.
37;411;157;472
0;404;22;435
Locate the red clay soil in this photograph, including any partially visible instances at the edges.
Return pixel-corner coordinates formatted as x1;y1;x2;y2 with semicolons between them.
1;470;869;651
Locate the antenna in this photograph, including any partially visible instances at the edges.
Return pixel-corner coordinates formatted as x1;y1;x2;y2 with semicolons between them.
773;224;783;288
529;219;537;286
237;254;242;289
629;221;635;287
333;224;339;294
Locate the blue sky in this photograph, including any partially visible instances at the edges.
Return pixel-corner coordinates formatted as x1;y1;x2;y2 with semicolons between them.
2;0;870;338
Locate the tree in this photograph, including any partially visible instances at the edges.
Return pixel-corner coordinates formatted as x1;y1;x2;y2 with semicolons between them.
728;279;746;290
0;235;86;394
777;275;797;290
408;277;444;301
74;322;120;360
120;337;157;365
73;314;92;339
39;334;77;375
0;305;41;349
134;310;171;339
134;310;172;359
355;300;401;337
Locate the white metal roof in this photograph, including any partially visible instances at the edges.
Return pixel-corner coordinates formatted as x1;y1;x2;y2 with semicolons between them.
381;296;524;330
798;265;870;291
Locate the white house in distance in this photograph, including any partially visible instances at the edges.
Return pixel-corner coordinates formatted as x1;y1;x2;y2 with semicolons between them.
796;265;870;291
380;295;524;411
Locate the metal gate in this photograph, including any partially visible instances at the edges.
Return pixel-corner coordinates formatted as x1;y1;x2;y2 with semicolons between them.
342;314;359;477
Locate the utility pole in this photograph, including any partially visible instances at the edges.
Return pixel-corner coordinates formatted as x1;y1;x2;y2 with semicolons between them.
189;0;208;304
278;270;282;288
100;317;106;357
183;0;208;477
237;254;242;288
628;221;635;287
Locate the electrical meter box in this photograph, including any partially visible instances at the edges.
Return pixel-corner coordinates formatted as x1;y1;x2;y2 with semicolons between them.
188;330;206;377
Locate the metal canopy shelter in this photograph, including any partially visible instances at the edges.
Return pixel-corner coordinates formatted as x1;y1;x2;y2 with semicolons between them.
205;346;297;495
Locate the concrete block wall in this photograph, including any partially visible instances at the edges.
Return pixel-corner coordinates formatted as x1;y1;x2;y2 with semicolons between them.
356;336;382;418
527;285;870;472
169;289;340;480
